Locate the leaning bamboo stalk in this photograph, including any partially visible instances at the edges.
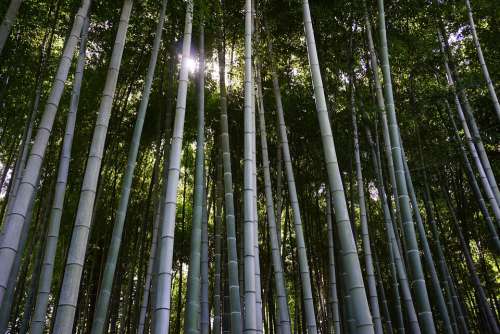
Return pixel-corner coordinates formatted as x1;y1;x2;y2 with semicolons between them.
302;0;372;332
30;17;90;334
0;0;91;307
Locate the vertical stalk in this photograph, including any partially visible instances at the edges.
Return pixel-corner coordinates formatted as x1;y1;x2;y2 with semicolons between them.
376;1;436;331
255;57;291;333
302;0;371;332
184;20;205;334
243;0;257;330
217;0;242;329
90;1;166;332
152;1;193;332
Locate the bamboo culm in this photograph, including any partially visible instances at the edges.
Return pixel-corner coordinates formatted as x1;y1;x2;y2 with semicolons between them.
52;1;133;332
152;1;193;332
302;0;372;332
0;0;91;308
29;18;90;334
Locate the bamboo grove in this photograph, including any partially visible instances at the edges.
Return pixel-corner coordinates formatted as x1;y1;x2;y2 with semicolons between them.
0;0;499;333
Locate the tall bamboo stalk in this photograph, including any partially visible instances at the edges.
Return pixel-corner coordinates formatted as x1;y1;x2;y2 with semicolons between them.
29;18;90;334
0;0;23;56
217;1;242;330
243;0;258;330
376;1;436;331
90;2;166;332
255;57;291;334
326;189;341;334
0;0;91;308
52;1;133;332
184;20;205;334
302;0;372;332
152;1;193;332
268;33;318;334
350;81;382;334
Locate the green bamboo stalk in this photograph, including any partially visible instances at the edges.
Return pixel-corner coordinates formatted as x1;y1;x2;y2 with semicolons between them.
216;1;242;329
400;146;453;334
184;20;205;334
152;1;193;332
351;81;382;334
52;1;133;332
29;17;90;334
90;2;166;333
0;0;91;307
243;0;258;330
255;57;291;333
0;0;23;56
326;189;341;334
376;1;436;331
268;33;318;334
302;0;372;332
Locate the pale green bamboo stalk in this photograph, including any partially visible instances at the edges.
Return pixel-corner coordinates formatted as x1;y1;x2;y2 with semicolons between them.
152;1;193;332
255;58;291;334
212;149;223;334
268;34;318;334
400;146;453;334
184;21;205;334
365;124;409;334
89;2;166;333
29;18;90;334
376;1;436;331
437;24;500;207
0;0;91;308
52;1;133;332
350;81;382;334
200;179;209;334
216;1;242;330
363;1;404;254
437;31;500;228
302;0;371;332
243;0;258;330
